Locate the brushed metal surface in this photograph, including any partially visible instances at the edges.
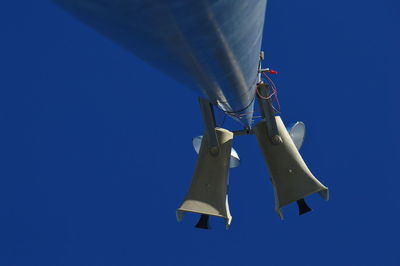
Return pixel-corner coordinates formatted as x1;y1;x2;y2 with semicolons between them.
53;0;268;126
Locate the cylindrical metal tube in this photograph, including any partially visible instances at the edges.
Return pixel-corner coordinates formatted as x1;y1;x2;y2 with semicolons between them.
52;0;268;126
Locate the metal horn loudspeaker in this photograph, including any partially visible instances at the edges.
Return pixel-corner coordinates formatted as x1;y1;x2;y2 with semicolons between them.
177;128;233;229
254;116;329;219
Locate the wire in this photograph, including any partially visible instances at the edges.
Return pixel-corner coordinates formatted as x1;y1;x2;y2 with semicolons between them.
261;72;281;113
213;72;282;127
256;84;275;100
217;95;256;115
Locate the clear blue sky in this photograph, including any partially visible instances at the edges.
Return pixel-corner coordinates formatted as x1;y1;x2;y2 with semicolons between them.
1;1;399;265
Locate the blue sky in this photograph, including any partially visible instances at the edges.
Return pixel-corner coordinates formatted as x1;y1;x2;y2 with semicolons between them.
1;1;399;265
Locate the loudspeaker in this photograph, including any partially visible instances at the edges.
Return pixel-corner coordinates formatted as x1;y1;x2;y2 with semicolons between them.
177;128;233;229
254;116;328;219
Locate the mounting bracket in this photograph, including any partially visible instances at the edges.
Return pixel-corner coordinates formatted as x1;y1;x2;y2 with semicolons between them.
198;97;220;155
256;83;283;144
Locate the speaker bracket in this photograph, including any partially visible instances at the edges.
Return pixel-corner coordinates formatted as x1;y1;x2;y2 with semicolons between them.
198;97;220;155
256;83;283;145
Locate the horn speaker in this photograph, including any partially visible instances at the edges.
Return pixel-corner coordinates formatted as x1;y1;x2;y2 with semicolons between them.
254;116;328;219
177;128;233;229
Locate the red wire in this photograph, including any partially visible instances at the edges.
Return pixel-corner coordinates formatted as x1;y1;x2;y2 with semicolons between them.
256;83;276;100
261;73;281;113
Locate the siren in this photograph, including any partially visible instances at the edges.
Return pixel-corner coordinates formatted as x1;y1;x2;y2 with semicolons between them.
254;116;329;219
177;128;233;229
